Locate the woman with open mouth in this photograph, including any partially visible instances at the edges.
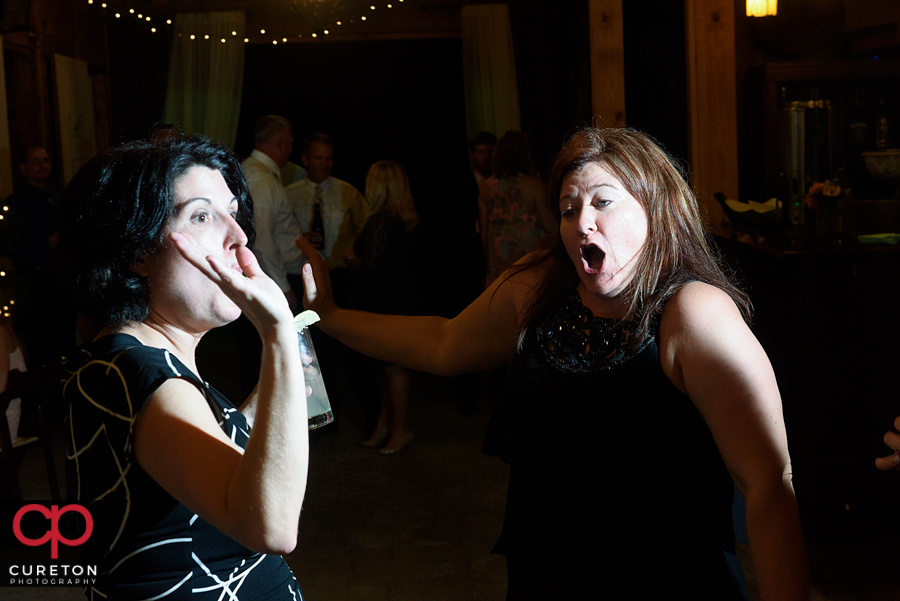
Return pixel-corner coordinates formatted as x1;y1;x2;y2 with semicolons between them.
297;127;809;600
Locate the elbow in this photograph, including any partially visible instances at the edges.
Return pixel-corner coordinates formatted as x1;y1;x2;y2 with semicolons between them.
245;523;299;556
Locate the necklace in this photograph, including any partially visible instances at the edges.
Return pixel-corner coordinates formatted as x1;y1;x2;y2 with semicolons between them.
535;286;651;373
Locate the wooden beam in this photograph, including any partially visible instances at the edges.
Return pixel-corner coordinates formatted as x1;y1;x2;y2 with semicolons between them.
589;0;626;128
685;0;738;234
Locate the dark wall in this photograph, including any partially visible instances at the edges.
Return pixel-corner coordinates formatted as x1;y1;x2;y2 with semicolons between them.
622;0;689;166
107;17;173;145
509;1;593;180
236;38;468;229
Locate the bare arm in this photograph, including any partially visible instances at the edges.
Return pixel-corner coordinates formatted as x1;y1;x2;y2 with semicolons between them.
134;237;308;555
660;282;809;601
298;236;528;376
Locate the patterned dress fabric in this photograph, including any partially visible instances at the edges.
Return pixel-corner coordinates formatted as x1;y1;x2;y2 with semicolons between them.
480;175;548;282
483;286;747;600
64;333;304;600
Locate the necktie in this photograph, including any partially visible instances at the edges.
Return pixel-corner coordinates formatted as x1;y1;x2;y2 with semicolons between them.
310;185;325;245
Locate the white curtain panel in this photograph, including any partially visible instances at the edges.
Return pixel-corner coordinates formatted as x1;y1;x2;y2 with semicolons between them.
461;4;522;140
163;11;246;148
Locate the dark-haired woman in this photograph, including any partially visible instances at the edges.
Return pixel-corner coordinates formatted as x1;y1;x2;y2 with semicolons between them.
298;127;810;599
60;137;308;599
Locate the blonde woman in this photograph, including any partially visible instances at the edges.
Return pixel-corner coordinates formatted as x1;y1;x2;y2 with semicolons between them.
349;161;421;453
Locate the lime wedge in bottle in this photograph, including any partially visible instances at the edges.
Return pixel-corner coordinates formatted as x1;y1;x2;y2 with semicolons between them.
293;310;321;328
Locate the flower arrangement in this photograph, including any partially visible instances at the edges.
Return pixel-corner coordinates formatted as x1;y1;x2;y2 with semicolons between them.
805;180;850;236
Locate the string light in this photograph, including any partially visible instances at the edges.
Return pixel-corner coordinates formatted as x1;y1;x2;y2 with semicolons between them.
86;1;408;44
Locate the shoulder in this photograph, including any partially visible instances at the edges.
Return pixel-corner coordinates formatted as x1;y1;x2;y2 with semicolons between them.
660;281;747;348
661;281;744;328
658;281;755;390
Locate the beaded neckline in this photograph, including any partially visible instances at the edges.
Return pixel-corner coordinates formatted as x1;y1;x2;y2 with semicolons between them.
534;286;653;373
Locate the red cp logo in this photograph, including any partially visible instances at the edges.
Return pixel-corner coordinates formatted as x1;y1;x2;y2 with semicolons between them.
13;504;93;559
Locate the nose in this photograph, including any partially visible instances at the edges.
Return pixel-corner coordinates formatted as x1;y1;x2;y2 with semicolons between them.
225;213;249;249
576;208;596;236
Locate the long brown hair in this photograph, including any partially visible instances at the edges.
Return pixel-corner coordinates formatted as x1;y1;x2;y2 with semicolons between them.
509;127;751;345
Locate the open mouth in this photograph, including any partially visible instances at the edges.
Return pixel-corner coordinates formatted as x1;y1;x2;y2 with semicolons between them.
581;244;605;273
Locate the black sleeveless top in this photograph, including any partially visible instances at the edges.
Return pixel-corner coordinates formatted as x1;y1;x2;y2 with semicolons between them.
484;288;746;599
64;333;304;600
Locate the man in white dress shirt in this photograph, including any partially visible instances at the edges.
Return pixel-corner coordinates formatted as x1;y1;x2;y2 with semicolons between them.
242;115;303;311
285;133;369;280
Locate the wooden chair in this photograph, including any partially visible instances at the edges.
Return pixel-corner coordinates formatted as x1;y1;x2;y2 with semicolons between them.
0;366;61;500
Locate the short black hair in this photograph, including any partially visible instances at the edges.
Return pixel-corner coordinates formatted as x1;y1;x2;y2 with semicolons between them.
302;133;334;155
58;135;255;329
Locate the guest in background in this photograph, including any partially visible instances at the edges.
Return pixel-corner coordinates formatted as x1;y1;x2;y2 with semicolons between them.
242;115;304;312
286;133;371;429
0;145;69;366
348;161;421;454
285;132;369;301
875;415;900;471
478;131;555;285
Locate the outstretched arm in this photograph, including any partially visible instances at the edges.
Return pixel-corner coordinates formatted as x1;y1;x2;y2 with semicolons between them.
661;282;809;601
298;236;525;376
875;415;900;471
134;234;308;555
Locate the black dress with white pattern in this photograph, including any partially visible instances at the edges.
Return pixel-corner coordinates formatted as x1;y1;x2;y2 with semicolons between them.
65;333;304;600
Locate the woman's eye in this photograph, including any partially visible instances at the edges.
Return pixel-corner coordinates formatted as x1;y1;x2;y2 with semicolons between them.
192;211;210;224
229;210;238;220
560;207;574;218
593;199;611;209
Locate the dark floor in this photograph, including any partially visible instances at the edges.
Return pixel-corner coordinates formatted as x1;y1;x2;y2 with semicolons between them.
5;329;900;600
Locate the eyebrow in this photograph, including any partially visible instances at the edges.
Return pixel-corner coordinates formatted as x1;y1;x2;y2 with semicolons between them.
559;182;616;200
174;196;238;211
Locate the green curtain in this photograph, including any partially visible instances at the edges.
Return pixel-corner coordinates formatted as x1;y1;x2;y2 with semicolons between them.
163;11;246;148
461;4;522;140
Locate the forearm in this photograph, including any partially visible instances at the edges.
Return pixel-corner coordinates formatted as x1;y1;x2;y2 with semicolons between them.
319;308;463;376
228;324;309;553
744;476;810;601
